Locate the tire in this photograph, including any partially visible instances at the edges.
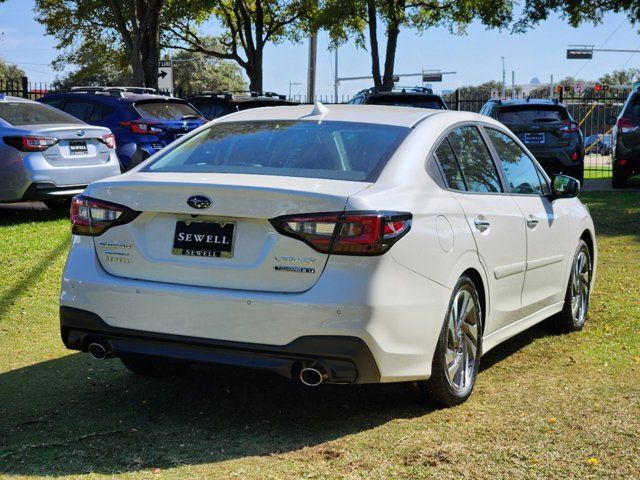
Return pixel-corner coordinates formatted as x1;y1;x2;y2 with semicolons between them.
612;168;627;189
569;165;584;185
120;355;190;377
43;198;72;211
416;276;482;407
555;240;592;332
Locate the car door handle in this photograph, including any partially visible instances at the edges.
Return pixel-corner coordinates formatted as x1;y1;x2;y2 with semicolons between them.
527;215;539;229
474;219;491;232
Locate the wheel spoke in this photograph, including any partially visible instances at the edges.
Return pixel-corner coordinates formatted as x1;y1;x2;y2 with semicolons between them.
447;355;461;384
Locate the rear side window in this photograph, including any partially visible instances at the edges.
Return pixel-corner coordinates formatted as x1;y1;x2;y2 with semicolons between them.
625;95;640;120
496;106;569;124
447;126;502;193
485;128;545;195
434;140;466;190
64;100;102;122
144;120;410;182
134;101;201;121
0;102;83;126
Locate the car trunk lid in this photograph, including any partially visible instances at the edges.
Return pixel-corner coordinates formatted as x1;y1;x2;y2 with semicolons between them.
29;124;112;166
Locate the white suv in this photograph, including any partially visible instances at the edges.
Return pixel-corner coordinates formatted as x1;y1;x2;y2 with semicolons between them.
59;104;596;406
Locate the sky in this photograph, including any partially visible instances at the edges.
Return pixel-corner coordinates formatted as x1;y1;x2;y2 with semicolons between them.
1;0;639;99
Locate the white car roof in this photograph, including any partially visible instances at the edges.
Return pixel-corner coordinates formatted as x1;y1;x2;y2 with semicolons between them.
0;94;38;104
216;103;498;129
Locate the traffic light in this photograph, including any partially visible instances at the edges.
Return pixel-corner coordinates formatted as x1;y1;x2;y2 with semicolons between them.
594;84;610;92
556;85;564;102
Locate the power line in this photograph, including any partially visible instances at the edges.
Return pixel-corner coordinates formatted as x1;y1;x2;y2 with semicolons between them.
573;19;625;78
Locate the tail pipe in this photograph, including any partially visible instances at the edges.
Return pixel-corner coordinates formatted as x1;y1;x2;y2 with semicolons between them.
299;363;328;387
87;341;112;360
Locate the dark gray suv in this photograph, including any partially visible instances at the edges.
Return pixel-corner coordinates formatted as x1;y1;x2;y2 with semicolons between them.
607;88;640;188
480;99;584;183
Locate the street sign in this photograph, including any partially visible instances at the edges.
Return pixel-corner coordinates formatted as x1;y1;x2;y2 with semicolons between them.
573;81;585;94
567;48;593;60
422;72;443;82
158;60;173;94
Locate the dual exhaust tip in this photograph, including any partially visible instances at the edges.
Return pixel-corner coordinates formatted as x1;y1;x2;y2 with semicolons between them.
89;341;329;386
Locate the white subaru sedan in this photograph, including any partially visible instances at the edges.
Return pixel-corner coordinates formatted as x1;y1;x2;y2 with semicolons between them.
60;104;596;406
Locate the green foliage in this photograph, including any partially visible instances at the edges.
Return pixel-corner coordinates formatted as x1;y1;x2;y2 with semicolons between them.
598;69;640;85
171;47;247;96
0;58;26;81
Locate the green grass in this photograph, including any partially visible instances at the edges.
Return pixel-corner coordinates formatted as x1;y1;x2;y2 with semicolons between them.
584;167;612;180
0;195;639;479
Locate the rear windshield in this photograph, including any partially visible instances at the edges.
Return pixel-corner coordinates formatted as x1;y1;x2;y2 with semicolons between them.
0;102;83;126
144;120;410;181
134;101;202;121
369;95;445;110
496;106;569;124
625;95;640;119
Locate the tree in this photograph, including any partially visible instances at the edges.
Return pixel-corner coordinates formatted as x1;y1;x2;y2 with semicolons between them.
319;0;513;91
515;0;640;31
0;58;26;82
171;47;247;96
598;69;640;86
164;0;316;92
34;0;166;88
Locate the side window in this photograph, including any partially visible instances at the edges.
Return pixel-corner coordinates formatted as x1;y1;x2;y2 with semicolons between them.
447;126;503;193
485;128;544;195
40;98;65;110
64;100;98;122
434;139;466;191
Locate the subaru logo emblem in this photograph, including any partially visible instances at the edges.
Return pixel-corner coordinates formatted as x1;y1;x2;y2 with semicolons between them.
77;130;85;137
187;195;212;209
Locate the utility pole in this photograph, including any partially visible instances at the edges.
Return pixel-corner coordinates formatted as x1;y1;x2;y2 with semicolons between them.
511;70;515;99
307;33;318;103
501;57;506;98
334;48;339;103
550;74;554;98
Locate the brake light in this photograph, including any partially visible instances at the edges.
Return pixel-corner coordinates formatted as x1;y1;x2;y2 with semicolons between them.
617;117;639;133
98;133;116;149
270;211;412;256
3;135;58;152
70;195;139;236
559;121;579;133
120;120;163;135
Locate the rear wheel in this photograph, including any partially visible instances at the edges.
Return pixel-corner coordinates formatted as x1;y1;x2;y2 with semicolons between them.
125;149;150;171
120;355;190;377
416;276;482;407
556;240;592;332
612;168;627;189
43;198;71;211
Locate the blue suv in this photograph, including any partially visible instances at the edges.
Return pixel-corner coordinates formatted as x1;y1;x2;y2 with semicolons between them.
38;87;206;170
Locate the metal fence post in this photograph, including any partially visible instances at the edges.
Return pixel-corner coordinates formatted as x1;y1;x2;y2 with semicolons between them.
21;77;29;99
455;89;460;111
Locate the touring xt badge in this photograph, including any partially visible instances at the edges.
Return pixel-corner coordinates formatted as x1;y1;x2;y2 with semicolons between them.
273;256;316;274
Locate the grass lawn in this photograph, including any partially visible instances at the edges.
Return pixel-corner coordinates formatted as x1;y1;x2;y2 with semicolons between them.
0;194;639;479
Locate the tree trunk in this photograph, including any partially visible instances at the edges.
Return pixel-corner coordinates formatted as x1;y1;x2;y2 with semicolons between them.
367;0;382;90
246;55;263;92
381;20;400;91
130;45;145;87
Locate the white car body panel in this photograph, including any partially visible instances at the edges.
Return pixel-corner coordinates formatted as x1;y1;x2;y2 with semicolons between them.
60;105;597;383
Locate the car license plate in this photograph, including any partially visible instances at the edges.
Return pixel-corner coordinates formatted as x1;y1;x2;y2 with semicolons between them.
69;140;88;155
172;221;235;258
525;133;545;144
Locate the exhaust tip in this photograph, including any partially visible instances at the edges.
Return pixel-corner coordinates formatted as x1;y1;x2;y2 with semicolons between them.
88;342;108;360
299;367;327;387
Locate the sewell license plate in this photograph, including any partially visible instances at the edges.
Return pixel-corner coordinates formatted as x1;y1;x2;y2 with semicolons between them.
69;140;88;155
172;221;235;258
524;132;545;144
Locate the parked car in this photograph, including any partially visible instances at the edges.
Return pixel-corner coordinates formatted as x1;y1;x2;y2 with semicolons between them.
480;98;585;183
187;91;298;120
606;87;640;188
584;134;612;155
60;104;596;407
0;94;120;209
348;86;448;109
38;87;206;171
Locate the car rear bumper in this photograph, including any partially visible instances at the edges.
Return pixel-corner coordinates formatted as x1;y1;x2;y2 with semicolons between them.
60;306;380;384
21;181;87;201
60;235;451;382
528;146;583;171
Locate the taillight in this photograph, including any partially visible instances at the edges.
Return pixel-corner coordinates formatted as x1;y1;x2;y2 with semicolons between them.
270;211;412;256
559;121;580;133
70;195;139;236
120;120;163;135
617;117;639;134
3;135;58;152
98;133;116;149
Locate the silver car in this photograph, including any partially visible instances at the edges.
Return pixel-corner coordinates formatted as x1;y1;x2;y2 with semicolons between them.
0;94;121;209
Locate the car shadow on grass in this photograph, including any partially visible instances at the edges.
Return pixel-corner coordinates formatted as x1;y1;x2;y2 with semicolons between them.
0;202;68;227
0;318;568;477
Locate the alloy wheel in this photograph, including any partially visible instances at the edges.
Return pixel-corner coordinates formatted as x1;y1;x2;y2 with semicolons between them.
444;289;479;395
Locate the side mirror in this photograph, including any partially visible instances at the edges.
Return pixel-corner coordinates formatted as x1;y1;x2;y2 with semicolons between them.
550;174;580;199
605;115;617;126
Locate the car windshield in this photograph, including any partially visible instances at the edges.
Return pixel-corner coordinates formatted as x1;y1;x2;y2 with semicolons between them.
144;120;410;182
0;101;83;126
369;95;445;109
496;106;569;124
134;101;202;121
